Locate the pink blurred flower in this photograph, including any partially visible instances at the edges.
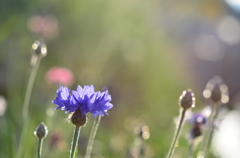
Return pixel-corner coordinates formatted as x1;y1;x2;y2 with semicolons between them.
27;15;59;39
45;67;74;86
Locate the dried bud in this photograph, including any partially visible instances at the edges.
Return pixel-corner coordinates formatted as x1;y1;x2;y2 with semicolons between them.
34;122;48;139
211;86;221;103
134;125;150;140
190;124;202;140
179;90;195;110
71;108;88;127
32;40;47;57
203;76;229;104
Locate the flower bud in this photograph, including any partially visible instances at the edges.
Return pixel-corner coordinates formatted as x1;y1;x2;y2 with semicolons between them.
190;124;202;140
32;40;47;57
71;108;88;127
179;90;195;110
134;125;150;140
203;76;229;104
34;122;48;139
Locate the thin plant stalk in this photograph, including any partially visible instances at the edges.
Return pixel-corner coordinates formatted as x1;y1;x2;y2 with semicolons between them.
70;126;81;158
17;56;43;158
85;115;102;158
139;138;145;158
22;56;41;120
167;109;186;158
197;104;217;158
16;119;30;158
186;143;193;158
6;108;18;158
37;138;43;158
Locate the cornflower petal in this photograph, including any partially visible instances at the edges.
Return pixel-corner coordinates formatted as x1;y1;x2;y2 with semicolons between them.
76;85;83;98
52;85;113;117
72;85;96;116
88;91;113;118
52;86;71;110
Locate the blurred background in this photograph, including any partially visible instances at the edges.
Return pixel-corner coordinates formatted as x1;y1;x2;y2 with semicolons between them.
1;0;240;157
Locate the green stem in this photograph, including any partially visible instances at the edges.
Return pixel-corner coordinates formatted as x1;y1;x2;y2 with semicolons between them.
197;104;217;158
186;143;193;158
70;126;81;158
139;138;145;158
22;56;41;120
85;115;101;158
6;108;18;158
166;109;186;158
37;138;43;158
16;119;29;158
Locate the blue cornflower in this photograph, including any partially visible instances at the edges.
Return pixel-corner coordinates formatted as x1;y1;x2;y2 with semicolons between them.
187;113;207;141
52;86;76;113
189;113;207;125
52;85;113;117
72;85;95;116
88;91;113;118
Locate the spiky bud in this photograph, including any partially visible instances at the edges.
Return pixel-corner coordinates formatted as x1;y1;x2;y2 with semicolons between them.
34;122;48;139
203;76;229;104
134;125;150;140
179;89;195;110
71;108;88;127
32;40;47;57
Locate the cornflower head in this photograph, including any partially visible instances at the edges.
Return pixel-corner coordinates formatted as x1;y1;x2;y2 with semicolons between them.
88;91;113;118
187;113;207;141
185;113;207;158
188;113;207;126
52;85;113;158
52;85;113;122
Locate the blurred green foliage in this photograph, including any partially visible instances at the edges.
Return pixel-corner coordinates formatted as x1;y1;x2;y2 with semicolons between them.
0;0;223;157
